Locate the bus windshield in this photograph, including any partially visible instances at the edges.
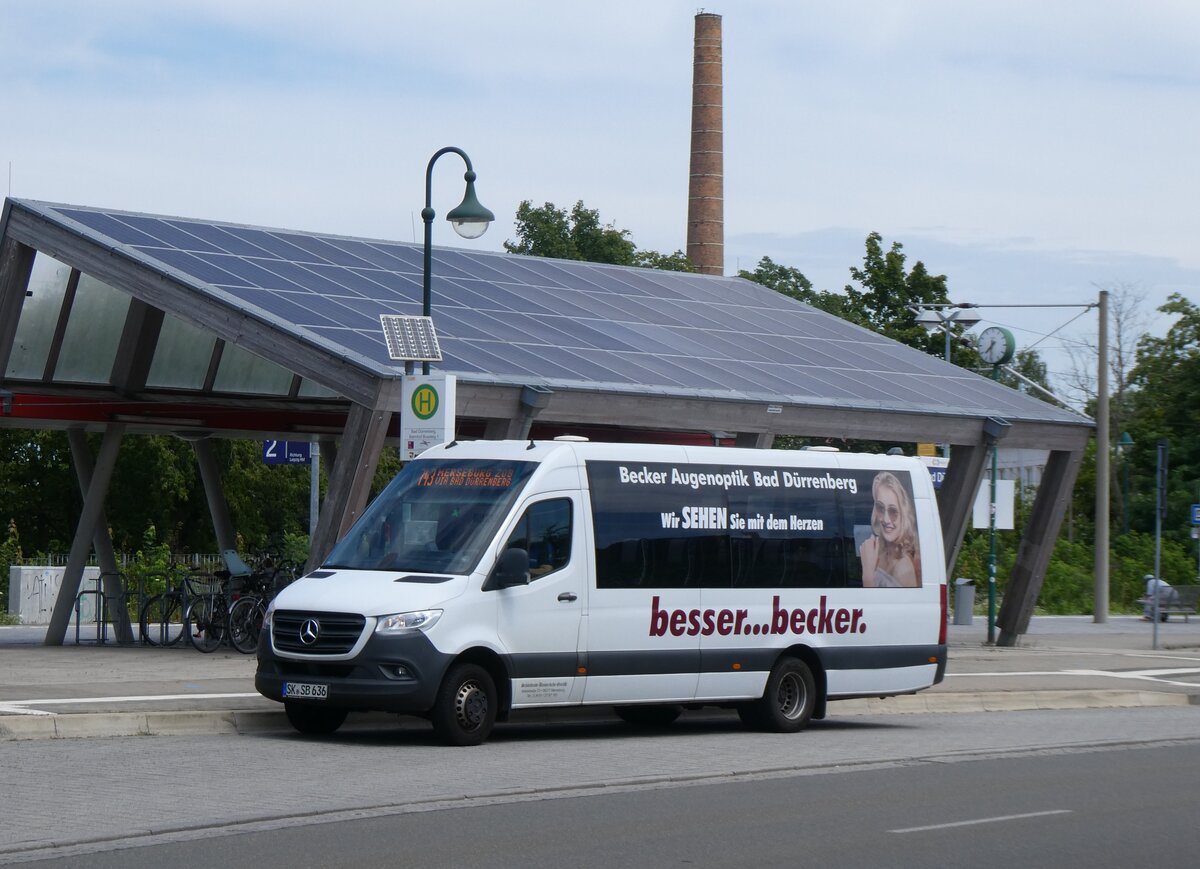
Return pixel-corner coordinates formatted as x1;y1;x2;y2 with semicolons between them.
323;458;537;574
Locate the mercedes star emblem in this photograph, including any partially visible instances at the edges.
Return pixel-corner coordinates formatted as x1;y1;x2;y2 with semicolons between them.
299;618;321;645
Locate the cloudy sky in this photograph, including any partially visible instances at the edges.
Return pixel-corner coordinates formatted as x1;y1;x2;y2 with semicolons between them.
3;1;1197;398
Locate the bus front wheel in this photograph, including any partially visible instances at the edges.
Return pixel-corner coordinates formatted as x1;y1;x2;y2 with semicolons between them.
432;663;497;746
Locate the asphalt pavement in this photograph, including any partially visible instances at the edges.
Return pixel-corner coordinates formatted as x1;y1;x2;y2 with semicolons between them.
2;612;1198;741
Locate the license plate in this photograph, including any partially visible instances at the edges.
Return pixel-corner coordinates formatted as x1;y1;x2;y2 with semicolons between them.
283;682;328;699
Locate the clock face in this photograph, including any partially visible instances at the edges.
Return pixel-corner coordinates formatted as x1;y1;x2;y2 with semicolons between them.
978;327;1014;364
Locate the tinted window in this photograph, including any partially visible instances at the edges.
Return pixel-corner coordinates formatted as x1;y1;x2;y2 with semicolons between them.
589;462;728;589
587;460;923;590
505;498;572;579
729;486;845;588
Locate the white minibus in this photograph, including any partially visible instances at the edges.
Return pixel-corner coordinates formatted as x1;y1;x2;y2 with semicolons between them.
256;438;948;744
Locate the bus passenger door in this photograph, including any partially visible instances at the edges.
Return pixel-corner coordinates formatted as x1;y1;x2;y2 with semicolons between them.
494;495;586;707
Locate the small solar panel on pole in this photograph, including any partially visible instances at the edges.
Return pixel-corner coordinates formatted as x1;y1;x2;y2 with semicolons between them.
380;315;442;368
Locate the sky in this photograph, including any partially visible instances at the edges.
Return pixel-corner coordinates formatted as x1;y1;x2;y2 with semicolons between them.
3;0;1198;404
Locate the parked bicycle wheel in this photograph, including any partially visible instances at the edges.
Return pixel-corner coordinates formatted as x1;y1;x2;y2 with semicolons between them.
187;595;228;653
228;595;266;654
139;593;184;646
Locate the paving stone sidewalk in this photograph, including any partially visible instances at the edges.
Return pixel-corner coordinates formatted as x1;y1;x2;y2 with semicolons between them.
2;614;1198;741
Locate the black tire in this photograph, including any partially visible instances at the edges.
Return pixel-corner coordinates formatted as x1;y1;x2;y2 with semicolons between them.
139;594;183;647
738;657;816;732
285;703;347;736
228;596;265;654
614;704;683;728
187;596;228;653
431;663;497;746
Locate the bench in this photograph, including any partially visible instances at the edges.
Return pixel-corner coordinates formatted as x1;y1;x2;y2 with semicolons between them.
1139;585;1200;622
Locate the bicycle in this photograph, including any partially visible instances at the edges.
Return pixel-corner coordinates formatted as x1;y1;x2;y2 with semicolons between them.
227;557;298;655
186;573;232;653
138;566;197;647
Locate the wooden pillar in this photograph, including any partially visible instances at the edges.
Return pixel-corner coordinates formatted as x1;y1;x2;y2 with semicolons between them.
306;380;402;572
936;442;988;574
193;438;238;555
45;424;125;645
997;448;1084;645
65;428;133;644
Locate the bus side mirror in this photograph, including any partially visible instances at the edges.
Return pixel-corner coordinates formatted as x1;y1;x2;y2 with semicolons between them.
491;547;531;589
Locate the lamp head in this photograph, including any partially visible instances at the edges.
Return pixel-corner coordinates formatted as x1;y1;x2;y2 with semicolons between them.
446;170;495;239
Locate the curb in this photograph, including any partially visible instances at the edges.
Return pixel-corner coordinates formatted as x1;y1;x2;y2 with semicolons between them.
832;689;1197;716
0;709;291;741
1;690;1195;742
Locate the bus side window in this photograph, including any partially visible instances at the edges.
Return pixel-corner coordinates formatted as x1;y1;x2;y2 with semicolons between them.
507;498;572;580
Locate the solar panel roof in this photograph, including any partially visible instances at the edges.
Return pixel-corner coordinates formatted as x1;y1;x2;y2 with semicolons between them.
5;199;1087;426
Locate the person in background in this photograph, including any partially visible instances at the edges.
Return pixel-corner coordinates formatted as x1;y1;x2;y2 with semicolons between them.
1143;574;1178;621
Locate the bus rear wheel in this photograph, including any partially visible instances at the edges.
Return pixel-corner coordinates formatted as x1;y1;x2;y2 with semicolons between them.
739;657;816;732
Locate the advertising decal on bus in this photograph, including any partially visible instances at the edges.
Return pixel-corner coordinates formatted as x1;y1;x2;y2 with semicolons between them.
587;459;923;598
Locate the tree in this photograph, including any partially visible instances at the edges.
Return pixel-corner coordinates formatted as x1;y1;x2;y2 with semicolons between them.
996;348;1056;405
737;256;853;319
1063;283;1148;418
0;429;77;554
632;249;694;273
505;200;693;272
844;232;955;354
1124;293;1200;541
743;234;959;357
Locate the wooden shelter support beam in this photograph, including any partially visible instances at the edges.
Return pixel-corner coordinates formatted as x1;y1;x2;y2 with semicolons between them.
45;423;125;645
110;299;165;395
66;427;132;643
193;438;238;555
997;447;1085;646
307;380;402;572
936;442;988;576
0;234;36;371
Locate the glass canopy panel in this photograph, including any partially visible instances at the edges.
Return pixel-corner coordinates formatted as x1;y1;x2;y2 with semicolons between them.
211;342;294;395
146;314;217;389
5;252;70;379
297;378;340;398
55;274;130;383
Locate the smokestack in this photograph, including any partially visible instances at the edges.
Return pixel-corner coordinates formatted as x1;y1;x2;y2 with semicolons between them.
687;12;723;276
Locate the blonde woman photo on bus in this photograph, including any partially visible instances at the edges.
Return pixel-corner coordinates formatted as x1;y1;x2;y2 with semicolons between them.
858;471;921;588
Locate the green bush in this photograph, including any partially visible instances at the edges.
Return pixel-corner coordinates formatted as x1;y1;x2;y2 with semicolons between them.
1037;539;1096;615
123;524;189;615
0;519;21;620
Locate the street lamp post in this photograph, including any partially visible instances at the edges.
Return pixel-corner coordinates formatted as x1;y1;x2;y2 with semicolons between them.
421;146;495;375
910;304;982;457
911;305;983;363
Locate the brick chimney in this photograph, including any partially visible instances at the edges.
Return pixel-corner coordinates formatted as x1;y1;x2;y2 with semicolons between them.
687;12;723;276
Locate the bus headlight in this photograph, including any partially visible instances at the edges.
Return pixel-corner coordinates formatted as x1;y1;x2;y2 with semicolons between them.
375;609;443;634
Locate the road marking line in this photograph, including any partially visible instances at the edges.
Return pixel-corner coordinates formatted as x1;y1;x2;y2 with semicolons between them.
1063;669;1200;687
890;809;1072;834
948;668;1200;687
946;671;1064;677
0;705;56;716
